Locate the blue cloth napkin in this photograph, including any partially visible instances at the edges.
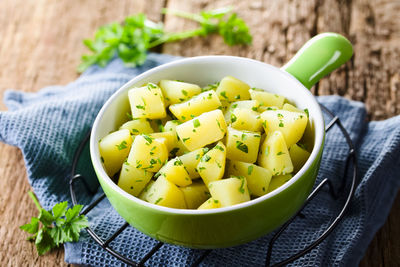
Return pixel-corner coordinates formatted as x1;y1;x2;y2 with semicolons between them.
1;54;399;267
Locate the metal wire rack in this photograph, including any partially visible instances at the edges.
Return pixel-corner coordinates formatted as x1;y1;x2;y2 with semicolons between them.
69;104;358;267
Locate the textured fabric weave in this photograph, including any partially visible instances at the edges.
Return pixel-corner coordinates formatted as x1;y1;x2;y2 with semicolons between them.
0;54;399;267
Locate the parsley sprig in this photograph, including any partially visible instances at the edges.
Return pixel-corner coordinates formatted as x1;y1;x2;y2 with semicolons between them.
78;7;252;72
20;191;89;256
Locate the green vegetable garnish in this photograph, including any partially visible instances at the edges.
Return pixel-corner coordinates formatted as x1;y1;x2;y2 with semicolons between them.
236;141;248;153
20;191;88;256
78;7;252;72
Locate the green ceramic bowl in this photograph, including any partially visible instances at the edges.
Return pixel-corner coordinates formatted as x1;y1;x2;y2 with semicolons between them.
90;33;353;248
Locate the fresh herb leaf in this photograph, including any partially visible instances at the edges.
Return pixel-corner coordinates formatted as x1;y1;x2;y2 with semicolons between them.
247;165;254;175
115;140;128;150
142;134;153;144
230;113;237;123
220;91;228;99
20;192;88;256
136;105;145;110
201;154;212;162
304;108;309;118
236;141;248;153
193;119;201;128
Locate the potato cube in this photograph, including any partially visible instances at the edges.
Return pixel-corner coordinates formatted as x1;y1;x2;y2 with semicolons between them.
282;103;306;114
176;110;227;151
224;100;259;122
164;120;181;132
261;109;308;147
169;90;222;122
197;142;226;186
216;76;251;102
145;176;186;209
159;80;202;106
267;174;293;193
127;135;168;172
99;129;133;177
119;119;154;135
180;181;210;209
258;131;293;175
230;108;263;132
225;127;261;163
138;180;155;200
118;162;153;196
149;131;176;152
179;147;209;179
289;144;311;173
249;89;285;108
208;177;250;207
198;198;221;210
128;83;166;119
227;160;272;197
156;157;192;187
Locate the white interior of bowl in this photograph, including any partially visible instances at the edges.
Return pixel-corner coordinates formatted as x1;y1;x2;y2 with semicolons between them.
90;56;325;214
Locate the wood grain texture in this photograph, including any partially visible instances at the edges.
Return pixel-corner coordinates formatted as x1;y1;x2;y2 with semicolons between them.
0;0;398;266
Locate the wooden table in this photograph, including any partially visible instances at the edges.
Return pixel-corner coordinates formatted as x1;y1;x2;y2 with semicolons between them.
0;0;399;266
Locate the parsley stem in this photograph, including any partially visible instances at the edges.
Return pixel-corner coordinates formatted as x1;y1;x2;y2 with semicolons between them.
148;28;205;48
28;191;42;212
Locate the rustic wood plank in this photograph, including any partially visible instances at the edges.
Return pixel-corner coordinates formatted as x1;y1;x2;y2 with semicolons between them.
0;0;165;266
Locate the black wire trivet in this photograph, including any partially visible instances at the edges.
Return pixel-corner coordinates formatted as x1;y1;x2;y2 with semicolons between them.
69;104;358;267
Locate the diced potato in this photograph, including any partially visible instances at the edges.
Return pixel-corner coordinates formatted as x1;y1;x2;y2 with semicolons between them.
176;110;227;151
99;129;133;177
139;180;155;200
156;157;192;187
225;127;261;163
230;108;263;132
208;177;250;207
289;144;311;173
197;142;226;186
119;119;154;135
216;76;251;102
198;198;221;210
267;174;293;193
128;84;166;119
145;176;186;209
149;131;176;151
164;120;181;132
169;90;221;122
227;160;272;197
159;80;202;106
249;88;285;108
118;162;153;196
261;109;308;147
180;181;210;209
258;131;293;175
127;135;168;172
282;103;306;114
179;147;209;179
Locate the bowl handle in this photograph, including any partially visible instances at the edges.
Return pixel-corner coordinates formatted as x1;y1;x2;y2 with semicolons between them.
281;32;353;89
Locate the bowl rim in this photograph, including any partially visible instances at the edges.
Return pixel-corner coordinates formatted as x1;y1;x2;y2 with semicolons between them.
90;55;325;215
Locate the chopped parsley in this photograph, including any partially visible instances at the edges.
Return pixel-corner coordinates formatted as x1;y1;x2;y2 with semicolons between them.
220;91;228;99
234;95;241;100
154;198;163;204
202;82;219;92
238;177;245;194
304;108;309;117
214;199;219;204
236;141;248;153
215;145;224;151
150;158;157;165
136;105;145;110
262;120;267;128
201;155;212;162
198;167;206;172
277;151;284;155
277;113;283;118
147;83;157;89
173;159;183;166
279;121;284;127
182;137;190;143
231;103;238;109
182;89;188;96
216;119;224;132
126;112;133;120
230;113;237;123
193;119;201;128
142;134;153;144
181;115;186;120
116;140;128;150
241;133;247;141
251;106;258;111
247;165;254;175
131;128;139;133
207;93;213;99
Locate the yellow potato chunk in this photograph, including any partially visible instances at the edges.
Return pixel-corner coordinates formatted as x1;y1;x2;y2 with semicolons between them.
156;157;192;187
149;131;176;152
198;198;221;210
289;144;311;173
261;109;308;147
282;103;306;114
179;147;209;179
180;181;210;209
169;90;221;122
197;142;226;186
138;180;155;201
118;162;153;196
249;88;285;108
267;174;293;193
230;108;263;132
227;160;272;197
208;177;250;207
145;176;186;209
258;131;293;175
164;120;181;132
128;83;166;119
127;135;168;172
159;80;201;106
216;76;251;102
176;109;227;151
160;120;190;157
119;119;154;135
99;129;133;177
225;127;261;163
